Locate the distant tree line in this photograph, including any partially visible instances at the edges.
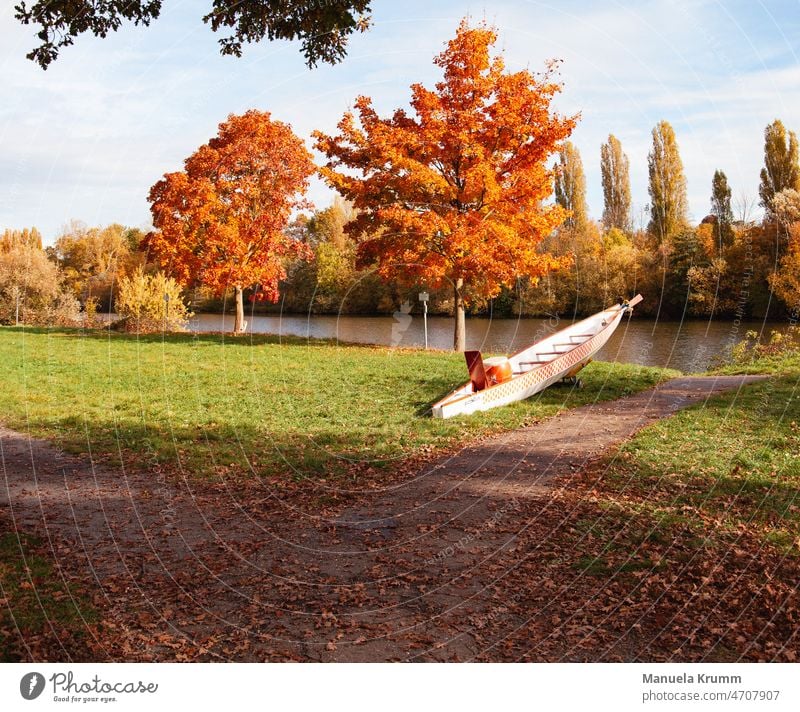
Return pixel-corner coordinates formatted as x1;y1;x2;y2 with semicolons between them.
0;221;186;329
8;11;800;344
3;117;800;331
279;117;800;322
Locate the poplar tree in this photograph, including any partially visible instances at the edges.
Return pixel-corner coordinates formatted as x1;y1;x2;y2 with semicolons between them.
759;119;800;220
710;170;734;247
554;141;588;231
600;134;631;232
647;121;688;243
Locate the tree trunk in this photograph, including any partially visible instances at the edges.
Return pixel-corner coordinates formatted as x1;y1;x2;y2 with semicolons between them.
453;278;466;352
234;285;245;334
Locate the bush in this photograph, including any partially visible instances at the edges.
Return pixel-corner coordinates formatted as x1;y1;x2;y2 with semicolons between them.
44;291;82;326
0;242;79;325
115;268;191;333
730;327;800;364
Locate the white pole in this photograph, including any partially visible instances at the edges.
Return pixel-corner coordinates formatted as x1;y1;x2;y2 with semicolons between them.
423;300;428;350
419;291;429;350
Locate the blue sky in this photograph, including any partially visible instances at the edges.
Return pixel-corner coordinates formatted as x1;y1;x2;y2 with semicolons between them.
1;0;799;242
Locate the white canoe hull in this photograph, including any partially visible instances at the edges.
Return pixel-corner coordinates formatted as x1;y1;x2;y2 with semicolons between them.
431;296;642;419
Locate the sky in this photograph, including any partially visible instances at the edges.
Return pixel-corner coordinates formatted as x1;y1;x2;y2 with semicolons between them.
1;0;799;244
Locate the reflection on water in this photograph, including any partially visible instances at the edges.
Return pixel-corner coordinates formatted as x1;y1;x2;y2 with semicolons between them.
188;312;789;372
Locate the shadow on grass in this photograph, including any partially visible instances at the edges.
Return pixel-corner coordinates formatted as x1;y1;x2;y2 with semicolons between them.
46;413;452;482
31;368;674;483
4;325;433;351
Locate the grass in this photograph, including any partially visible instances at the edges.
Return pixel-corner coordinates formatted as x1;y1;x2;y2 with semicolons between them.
0;523;97;661
714;351;800;377
581;351;800;557
0;326;679;482
545;357;800;660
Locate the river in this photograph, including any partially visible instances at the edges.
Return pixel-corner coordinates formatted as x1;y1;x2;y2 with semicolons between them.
187;312;790;372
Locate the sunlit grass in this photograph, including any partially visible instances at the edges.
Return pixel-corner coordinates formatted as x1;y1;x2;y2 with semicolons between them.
0;326;679;481
589;370;800;554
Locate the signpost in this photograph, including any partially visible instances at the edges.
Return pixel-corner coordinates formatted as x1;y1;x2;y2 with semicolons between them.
419;292;429;350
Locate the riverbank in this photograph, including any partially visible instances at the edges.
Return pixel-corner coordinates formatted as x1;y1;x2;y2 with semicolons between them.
170;312;794;372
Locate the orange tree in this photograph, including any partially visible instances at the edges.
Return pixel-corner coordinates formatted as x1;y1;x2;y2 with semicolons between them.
314;20;576;351
146;110;314;333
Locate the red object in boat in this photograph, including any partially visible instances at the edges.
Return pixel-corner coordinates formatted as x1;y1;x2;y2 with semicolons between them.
484;357;513;385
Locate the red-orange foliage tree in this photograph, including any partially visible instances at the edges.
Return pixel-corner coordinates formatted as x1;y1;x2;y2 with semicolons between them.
147;110;314;333
314;20;576;351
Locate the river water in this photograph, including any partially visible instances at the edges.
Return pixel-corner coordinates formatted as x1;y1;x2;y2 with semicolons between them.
188;312;791;372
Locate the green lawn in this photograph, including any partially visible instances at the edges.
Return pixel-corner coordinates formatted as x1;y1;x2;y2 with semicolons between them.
547;353;800;662
0;326;679;481
582;352;800;558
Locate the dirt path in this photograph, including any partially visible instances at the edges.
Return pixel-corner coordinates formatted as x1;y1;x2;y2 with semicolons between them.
0;375;766;661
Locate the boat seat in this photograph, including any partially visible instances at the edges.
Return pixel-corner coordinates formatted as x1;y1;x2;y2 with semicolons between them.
464;350;487;392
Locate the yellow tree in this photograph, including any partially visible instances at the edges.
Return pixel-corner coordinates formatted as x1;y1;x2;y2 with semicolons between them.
554;141;588;232
50;222;141;307
314;20;576;351
0;238;74;325
759;119;800;220
600;134;631;232
647;120;688;244
0;227;43;251
770;233;800;312
770;194;800;312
